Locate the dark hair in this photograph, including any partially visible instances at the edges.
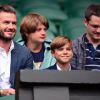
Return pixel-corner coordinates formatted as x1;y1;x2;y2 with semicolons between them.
20;13;49;44
85;4;100;21
50;35;72;52
0;5;16;14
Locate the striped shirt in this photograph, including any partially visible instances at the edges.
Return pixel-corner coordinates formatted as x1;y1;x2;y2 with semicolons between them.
84;36;100;71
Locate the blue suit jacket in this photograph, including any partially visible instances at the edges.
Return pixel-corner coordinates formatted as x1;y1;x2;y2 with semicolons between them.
47;63;76;70
10;42;33;88
47;64;57;70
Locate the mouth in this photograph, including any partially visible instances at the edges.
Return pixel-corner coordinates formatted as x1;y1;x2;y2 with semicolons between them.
6;32;14;34
40;37;46;39
5;32;15;36
94;32;100;35
62;56;69;58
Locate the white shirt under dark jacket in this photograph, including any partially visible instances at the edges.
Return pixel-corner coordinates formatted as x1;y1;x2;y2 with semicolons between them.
0;41;14;89
57;64;71;71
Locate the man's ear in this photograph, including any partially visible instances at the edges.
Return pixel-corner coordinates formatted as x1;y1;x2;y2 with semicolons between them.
84;18;88;27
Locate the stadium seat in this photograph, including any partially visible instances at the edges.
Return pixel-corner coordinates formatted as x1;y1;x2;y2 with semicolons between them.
14;10;22;42
63;0;100;18
60;18;86;40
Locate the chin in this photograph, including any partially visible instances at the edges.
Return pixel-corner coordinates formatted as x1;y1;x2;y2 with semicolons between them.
61;61;69;64
39;40;45;43
93;37;100;41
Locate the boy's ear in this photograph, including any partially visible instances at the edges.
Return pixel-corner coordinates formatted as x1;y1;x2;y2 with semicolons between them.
25;33;29;37
51;50;55;57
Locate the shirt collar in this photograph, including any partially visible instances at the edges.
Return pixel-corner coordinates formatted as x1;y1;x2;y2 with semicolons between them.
56;64;71;71
0;41;14;52
10;41;14;51
84;34;89;43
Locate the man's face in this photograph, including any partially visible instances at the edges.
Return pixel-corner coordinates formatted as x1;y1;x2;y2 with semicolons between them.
27;23;47;44
52;43;73;65
0;12;17;41
84;15;100;42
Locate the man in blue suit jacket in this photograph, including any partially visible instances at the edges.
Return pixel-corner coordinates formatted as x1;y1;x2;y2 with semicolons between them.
10;42;33;89
0;5;33;96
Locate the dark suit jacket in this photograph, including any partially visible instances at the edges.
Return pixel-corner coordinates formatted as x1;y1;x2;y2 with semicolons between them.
10;42;33;88
47;63;76;70
47;64;57;70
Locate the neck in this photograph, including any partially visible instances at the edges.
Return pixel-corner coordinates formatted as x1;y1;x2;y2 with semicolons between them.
26;41;42;53
86;34;100;48
0;40;11;54
57;62;70;71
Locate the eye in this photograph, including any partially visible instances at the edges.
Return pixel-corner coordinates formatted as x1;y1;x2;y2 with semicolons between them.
66;48;72;51
36;28;41;32
92;25;99;28
12;22;17;25
4;21;10;24
44;28;47;31
90;24;100;28
57;48;64;51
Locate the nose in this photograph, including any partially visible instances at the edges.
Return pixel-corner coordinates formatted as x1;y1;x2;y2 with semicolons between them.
96;27;100;33
9;23;14;28
63;49;68;54
8;23;16;31
42;29;46;35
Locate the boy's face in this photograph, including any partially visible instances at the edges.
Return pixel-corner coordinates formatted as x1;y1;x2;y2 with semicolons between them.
52;43;73;65
27;23;47;44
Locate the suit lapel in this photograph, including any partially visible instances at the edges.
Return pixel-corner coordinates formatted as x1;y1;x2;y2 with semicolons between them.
10;43;18;86
53;64;57;70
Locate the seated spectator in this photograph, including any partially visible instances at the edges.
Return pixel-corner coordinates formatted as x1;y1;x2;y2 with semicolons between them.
20;13;56;70
47;36;73;71
71;4;100;70
0;5;33;96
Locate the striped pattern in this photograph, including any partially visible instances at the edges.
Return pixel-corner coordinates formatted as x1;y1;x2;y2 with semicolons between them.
84;37;100;70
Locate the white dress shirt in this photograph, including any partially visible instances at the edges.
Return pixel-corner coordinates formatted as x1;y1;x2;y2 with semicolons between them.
0;41;14;89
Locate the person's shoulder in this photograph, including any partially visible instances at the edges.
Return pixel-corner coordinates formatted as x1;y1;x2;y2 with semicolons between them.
73;34;86;43
73;36;82;43
13;42;30;52
46;64;57;70
72;35;84;47
44;41;51;46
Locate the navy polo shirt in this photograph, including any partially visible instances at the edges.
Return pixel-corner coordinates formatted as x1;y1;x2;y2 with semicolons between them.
31;44;45;69
84;36;100;70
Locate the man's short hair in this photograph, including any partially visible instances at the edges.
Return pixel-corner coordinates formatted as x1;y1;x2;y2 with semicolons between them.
85;4;100;21
0;5;16;14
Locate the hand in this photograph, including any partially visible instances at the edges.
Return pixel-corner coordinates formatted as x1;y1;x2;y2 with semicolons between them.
0;88;15;96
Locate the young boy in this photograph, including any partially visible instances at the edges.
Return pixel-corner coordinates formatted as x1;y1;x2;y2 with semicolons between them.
20;13;56;70
47;36;73;71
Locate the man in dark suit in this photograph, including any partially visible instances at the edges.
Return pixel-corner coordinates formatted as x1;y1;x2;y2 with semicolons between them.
0;5;33;96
